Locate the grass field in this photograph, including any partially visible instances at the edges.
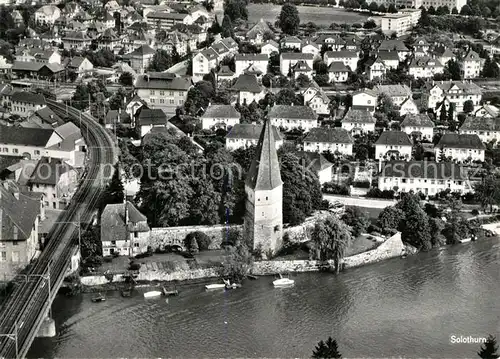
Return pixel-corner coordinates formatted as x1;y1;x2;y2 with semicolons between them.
247;3;376;26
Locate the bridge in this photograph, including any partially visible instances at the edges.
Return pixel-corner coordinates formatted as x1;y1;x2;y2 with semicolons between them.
0;100;118;358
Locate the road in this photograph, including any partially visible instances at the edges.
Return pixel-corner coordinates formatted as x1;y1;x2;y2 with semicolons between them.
0;100;118;359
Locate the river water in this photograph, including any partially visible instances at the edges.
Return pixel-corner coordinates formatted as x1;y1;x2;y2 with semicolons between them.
29;238;500;358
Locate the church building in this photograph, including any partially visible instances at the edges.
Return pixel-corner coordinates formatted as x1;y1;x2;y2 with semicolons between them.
243;120;283;257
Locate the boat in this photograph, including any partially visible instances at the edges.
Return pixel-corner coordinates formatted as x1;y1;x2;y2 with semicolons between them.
224;280;242;289
121;289;132;297
205;283;226;290
91;293;106;302
143;290;162;298
273;274;294;287
162;287;179;296
458;237;472;244
247;275;258;280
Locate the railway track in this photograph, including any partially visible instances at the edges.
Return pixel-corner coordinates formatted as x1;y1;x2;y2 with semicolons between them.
0;100;118;358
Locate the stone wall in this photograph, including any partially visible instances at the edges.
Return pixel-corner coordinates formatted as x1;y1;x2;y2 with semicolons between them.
482;221;500;235
323;194;396;209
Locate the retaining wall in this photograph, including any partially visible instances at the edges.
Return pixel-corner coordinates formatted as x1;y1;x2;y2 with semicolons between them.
482;221;500;235
323;194;396;209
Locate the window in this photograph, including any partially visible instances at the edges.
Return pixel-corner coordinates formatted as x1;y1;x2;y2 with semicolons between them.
169;91;174;96
34;150;40;155
0;252;5;261
134;243;139;247
169;99;174;104
151;98;155;103
160;99;165;104
111;240;116;245
160;91;164;96
150;90;155;95
134;232;138;238
12;149;18;154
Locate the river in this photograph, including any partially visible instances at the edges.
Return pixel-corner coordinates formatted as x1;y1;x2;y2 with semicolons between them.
29;238;500;358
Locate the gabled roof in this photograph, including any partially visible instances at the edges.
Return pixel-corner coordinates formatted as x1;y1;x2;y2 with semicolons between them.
430;80;482;94
401;113;434;128
375;84;412;98
128;44;155;57
282;36;301;44
135;73;192;91
245;120;282;191
342;108;376;124
234;53;268;61
409;56;443;69
33;107;64;127
55;122;81;139
201;105;240;119
226;123;282;140
101;201;150;242
296;151;333;172
268;105;316;120
324;50;358;58
280;52;314;60
293;60;312;72
380;161;467;180
68;56;90;68
231;74;262;93
138;108;168;126
353;88;378;98
11;91;46;105
377;39;409;52
262;39;279;49
218;65;234;76
0;184;40;241
303;127;353;144
200;47;218;60
247;18;272;39
375;131;412;146
460;116;500;132
28;157;71;186
437;133;485;149
463;49;480;62
328;61;349;72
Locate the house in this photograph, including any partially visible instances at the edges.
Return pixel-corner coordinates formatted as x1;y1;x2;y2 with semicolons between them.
474;104;500;118
225;123;283;150
53;122;87;167
62;31;92;50
302;82;331;116
135;72;192;116
217;65;236;85
0;182;42;280
126;44;156;74
35;5;61;24
352;89;378;113
15;48;61;64
324;51;358;72
427;80;483;113
459;116;500;145
301;40;320;59
246;18;273;45
366;57;387;81
137;108;169;137
408;56;444;79
98;28;121;50
378;161;471;195
281;36;302;50
145;11;193;31
12;62;65;81
27;157;78;210
436;133;485;162
231;73;264;105
126;95;148;124
280;53;314;77
192;48;218;82
314;34;346;51
412;37;430;55
101;201;150;257
104;110;131;130
67;56;93;75
375;84;412;107
327;62;349;83
377;40;410;62
292;60;313;79
234;53;268;77
261;40;279;56
11;92;46;118
377;51;400;70
303;127;354;155
296;151;333;184
268;105;317;132
400;113;434;141
399;97;419;116
375;131;413;160
433;46;454;66
201;104;240;130
341;109;376;134
25;107;64;129
461;49;482;79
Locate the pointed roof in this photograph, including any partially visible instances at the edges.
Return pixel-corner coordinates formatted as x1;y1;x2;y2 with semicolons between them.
245;120;282;191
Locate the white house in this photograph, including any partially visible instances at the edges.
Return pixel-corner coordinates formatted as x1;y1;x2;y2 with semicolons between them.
35;5;61;24
436;133;485;162
67;56;94;75
400;113;434;141
137;108;168;137
268;105;317;132
367;57;387;81
375;84;412;107
11;92;46;118
225;123;283;150
261;40;279;56
459;116;500;145
324;51;358;72
231;74;264;105
302;83;331;116
303;127;354;155
427;80;482;113
375;131;413;161
280;53;314;77
408;56;444;79
297;151;333;184
377;51;400;70
352;89;378;113
281;36;302;50
327;62;349;83
234;53;268;77
378;161;471;195
341;108;376;134
201;104;240;130
399;97;419;116
461;49;482;79
301;40;320;59
192;48;218;83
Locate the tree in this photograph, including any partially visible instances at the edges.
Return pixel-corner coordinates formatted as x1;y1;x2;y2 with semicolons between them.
377;206;404;234
396;194;432;250
463;99;474;113
460;4;472;15
388;4;398;13
474;174;500;213
428;5;436;14
147;50;173;72
311;215;351;273
439;103;447;124
102;164;124;206
378;4;387;12
185;231;212;251
418;8;431;27
221;14;234;39
363;19;377;29
296;73;310;88
368;1;378;11
341;207;369;237
447;103;455;130
184;81;215;114
218;242;253;283
445;59;461;81
119;72;134;86
452;6;458;14
224;0;248;21
481;57;500;78
67;70;78;83
276;88;299;105
478;335;499;359
312;337;342;359
277;3;300;35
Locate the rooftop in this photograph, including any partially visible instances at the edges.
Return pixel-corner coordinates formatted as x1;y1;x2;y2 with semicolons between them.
304;127;354;144
375;131;412;146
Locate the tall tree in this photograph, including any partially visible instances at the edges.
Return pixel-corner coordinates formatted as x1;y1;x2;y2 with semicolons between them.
478;335;499;359
481;57;500;78
277;3;300;35
445;59;462;80
447;103;455;130
439;103;448;124
221;14;234;39
396;193;432;250
147;49;173;72
312;337;342;358
103;164;125;205
474;174;500;213
388;4;398;13
463;99;475;113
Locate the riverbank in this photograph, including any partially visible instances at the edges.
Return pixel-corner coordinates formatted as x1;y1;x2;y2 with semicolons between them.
77;232;408;292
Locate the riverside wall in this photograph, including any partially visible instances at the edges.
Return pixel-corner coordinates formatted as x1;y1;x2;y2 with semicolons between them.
482;221;500;236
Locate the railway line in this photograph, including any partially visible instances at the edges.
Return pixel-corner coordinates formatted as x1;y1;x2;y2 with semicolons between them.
0;100;118;358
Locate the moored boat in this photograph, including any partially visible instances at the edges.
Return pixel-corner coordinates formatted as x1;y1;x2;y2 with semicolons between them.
162;287;179;296
91;293;106;302
143;291;162;298
205;283;226;290
273;274;294;287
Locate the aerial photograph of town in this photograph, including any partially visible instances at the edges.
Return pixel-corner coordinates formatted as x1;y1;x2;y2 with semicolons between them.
0;0;498;356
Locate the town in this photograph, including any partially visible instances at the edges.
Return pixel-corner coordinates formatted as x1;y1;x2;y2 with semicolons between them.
0;0;499;357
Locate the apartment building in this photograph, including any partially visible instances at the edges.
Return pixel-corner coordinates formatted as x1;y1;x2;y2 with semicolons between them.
303;128;354;155
461;49;482;79
427;80;483;113
375;131;413;160
324;51;359;72
436;133;485;162
459;116;500;144
268;105;317;132
225;124;283;150
145;11;193;31
234;53;269;77
381;13;413;37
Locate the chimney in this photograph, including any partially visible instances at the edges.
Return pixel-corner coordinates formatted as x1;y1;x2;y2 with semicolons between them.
124;198;129;225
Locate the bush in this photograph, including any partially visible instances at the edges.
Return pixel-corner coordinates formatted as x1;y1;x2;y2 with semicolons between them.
471;209;479;216
366;188;395;199
367;224;382;233
323;182;351;195
103;256;113;263
352;180;370;188
185;231;212;251
129;262;141;271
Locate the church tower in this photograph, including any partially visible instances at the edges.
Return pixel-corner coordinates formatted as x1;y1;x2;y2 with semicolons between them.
243;120;283;256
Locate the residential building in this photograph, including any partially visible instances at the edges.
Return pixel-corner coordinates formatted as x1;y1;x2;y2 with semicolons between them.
281;36;302;50
378;161;470;195
412;37;430;55
201;104;240;130
296;151;333;184
399;97;419;116
433;46;454;66
474;104;500;118
261;40;279;55
324;51;358;72
375;131;413;160
67;56;94;75
62;31;92;50
366;57;387;81
427;80;482;113
126;44;156;74
314;34;346;51
11;91;46;118
459;116;500;144
35;5;61;24
341;109;376;134
268;105;317;132
381;13;414;37
98;28;121;50
280;53;314;77
234;53;268;77
377;40;410;62
101;201;150;257
327;62;349;83
375;84;412;107
145;11;193;31
301;40;320;59
302;83;331;116
408;56;444;79
0;182;42;280
217;65;236;85
303;127;354;155
225;123;283;150
352;89;378;113
292;60;313;79
401;113;435;141
377;50;400;69
137;108;168;137
231;73;264;105
135;72;192;116
436;133;485;162
461;49;482;79
246;18;273;45
192;48;218;83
